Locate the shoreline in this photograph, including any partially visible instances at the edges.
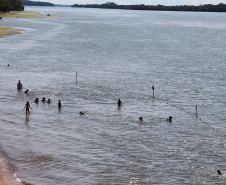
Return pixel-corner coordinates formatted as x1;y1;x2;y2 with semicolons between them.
0;150;25;185
0;11;54;38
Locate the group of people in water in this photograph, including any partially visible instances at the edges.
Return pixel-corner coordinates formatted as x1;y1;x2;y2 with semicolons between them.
18;81;224;175
19;80;172;121
34;97;51;104
18;80;62;116
117;98;172;122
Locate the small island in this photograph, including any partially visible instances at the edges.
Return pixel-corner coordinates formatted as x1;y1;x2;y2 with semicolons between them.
72;2;226;12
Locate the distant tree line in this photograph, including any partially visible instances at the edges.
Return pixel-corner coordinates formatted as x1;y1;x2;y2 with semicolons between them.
0;0;24;12
20;0;54;7
72;2;226;12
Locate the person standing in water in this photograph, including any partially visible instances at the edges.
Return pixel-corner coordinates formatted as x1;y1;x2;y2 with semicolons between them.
23;101;32;116
118;98;122;107
17;80;22;89
58;100;62;108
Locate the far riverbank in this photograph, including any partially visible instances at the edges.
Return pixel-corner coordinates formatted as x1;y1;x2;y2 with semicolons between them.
72;2;226;12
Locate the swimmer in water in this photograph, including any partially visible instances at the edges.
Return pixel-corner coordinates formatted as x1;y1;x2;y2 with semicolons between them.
24;89;29;94
217;170;222;175
35;98;39;103
167;116;172;122
80;111;85;115
139;117;143;121
17;80;22;89
23;101;32;116
58;100;62;108
42;97;46;102
118;98;122;107
47;99;51;103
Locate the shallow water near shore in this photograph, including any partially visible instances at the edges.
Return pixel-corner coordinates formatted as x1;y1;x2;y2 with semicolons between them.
0;6;226;185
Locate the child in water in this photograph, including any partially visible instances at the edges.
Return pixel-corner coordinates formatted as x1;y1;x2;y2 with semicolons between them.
35;98;39;103
23;101;32;116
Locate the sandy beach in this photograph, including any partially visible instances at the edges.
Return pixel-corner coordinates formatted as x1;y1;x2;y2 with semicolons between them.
0;11;54;38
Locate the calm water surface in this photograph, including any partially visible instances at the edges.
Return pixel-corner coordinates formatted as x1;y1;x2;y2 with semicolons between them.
0;7;225;185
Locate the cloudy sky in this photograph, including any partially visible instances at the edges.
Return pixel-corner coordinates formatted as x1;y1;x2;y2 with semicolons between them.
40;0;226;6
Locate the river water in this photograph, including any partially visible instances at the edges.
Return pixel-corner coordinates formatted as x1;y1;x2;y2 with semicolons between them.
0;6;225;185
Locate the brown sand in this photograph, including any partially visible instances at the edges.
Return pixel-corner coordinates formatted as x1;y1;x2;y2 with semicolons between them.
0;173;10;185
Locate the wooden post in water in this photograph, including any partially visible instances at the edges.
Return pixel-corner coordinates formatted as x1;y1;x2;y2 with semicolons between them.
152;85;154;98
76;73;78;84
195;105;198;118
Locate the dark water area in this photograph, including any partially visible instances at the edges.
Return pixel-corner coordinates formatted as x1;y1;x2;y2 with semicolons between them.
0;7;225;184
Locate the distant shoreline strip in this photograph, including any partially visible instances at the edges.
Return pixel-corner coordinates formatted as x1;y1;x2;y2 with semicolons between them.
71;3;226;13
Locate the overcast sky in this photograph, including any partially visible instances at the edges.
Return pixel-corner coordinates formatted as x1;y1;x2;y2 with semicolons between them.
40;0;226;6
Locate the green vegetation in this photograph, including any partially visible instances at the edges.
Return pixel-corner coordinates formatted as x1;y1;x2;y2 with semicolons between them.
0;0;24;12
72;2;226;12
20;0;54;6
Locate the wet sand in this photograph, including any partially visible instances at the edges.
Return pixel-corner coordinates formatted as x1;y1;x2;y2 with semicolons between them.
0;26;24;38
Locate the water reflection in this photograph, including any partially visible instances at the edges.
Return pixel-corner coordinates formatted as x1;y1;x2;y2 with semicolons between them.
25;116;29;127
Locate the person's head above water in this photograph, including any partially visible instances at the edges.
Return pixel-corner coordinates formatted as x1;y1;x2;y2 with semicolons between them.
217;170;222;175
139;117;143;121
